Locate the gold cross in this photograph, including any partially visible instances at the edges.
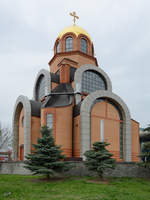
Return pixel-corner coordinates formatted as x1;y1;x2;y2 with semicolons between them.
70;11;79;25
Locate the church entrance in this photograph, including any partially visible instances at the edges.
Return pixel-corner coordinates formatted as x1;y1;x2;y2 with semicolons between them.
91;98;123;161
20;145;24;161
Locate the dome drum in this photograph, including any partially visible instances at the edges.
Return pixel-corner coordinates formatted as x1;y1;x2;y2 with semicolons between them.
54;25;94;56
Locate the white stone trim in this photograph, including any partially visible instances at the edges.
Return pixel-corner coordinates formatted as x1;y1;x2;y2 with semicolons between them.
33;69;51;100
74;64;112;104
80;90;131;162
12;95;31;160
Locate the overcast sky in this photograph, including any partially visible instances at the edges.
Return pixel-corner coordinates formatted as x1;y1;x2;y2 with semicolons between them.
0;0;149;128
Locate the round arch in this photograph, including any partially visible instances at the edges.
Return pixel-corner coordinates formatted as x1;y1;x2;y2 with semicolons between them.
12;95;31;160
80;90;131;162
74;64;112;104
77;34;92;55
61;32;77;52
33;69;51;101
54;38;60;55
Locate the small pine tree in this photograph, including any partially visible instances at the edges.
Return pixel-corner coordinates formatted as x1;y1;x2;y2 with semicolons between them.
24;126;68;179
84;142;116;180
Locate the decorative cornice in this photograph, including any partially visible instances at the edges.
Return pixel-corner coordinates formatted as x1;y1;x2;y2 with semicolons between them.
49;51;98;66
57;58;78;67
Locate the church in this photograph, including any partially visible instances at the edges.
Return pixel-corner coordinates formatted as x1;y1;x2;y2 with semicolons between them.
12;13;140;162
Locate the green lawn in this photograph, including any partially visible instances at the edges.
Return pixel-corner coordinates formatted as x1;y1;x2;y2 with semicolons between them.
0;175;150;200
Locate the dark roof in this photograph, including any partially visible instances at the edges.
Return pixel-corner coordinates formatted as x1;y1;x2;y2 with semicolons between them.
50;72;59;83
42;83;74;108
30;100;41;117
50;67;76;83
73;102;82;117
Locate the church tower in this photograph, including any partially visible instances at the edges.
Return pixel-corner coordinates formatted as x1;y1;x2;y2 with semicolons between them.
12;13;140;162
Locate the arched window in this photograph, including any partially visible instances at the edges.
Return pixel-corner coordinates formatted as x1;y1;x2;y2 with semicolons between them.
93;98;123;159
56;42;60;53
36;75;45;101
65;37;72;52
82;70;106;93
81;38;87;53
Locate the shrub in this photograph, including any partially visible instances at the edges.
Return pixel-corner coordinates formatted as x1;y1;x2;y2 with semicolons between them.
24;126;69;179
84;141;116;179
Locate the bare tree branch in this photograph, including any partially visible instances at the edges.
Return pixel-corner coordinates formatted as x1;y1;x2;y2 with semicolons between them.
0;122;12;152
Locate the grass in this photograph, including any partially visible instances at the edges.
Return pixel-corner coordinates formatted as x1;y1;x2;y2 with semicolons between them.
0;175;150;200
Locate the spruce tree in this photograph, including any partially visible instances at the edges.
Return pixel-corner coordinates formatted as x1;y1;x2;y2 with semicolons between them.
140;142;150;168
24;126;68;179
84;142;116;179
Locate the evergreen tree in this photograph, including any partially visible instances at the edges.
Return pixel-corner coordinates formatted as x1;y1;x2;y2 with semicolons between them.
84;142;116;179
24;126;68;179
140;142;150;168
144;124;150;132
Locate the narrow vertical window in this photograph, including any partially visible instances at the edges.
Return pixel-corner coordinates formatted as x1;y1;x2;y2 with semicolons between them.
65;37;72;52
100;119;104;142
81;38;87;53
56;42;60;53
120;122;123;159
46;114;53;133
22;116;24;127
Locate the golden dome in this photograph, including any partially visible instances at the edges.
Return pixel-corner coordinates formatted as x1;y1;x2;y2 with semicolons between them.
58;25;92;41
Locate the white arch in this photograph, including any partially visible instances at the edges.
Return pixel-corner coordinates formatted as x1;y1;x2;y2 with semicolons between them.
33;69;51;100
80;90;131;162
74;64;112;104
12;95;31;160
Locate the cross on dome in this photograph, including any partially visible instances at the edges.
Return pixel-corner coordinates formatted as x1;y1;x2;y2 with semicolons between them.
69;11;79;25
